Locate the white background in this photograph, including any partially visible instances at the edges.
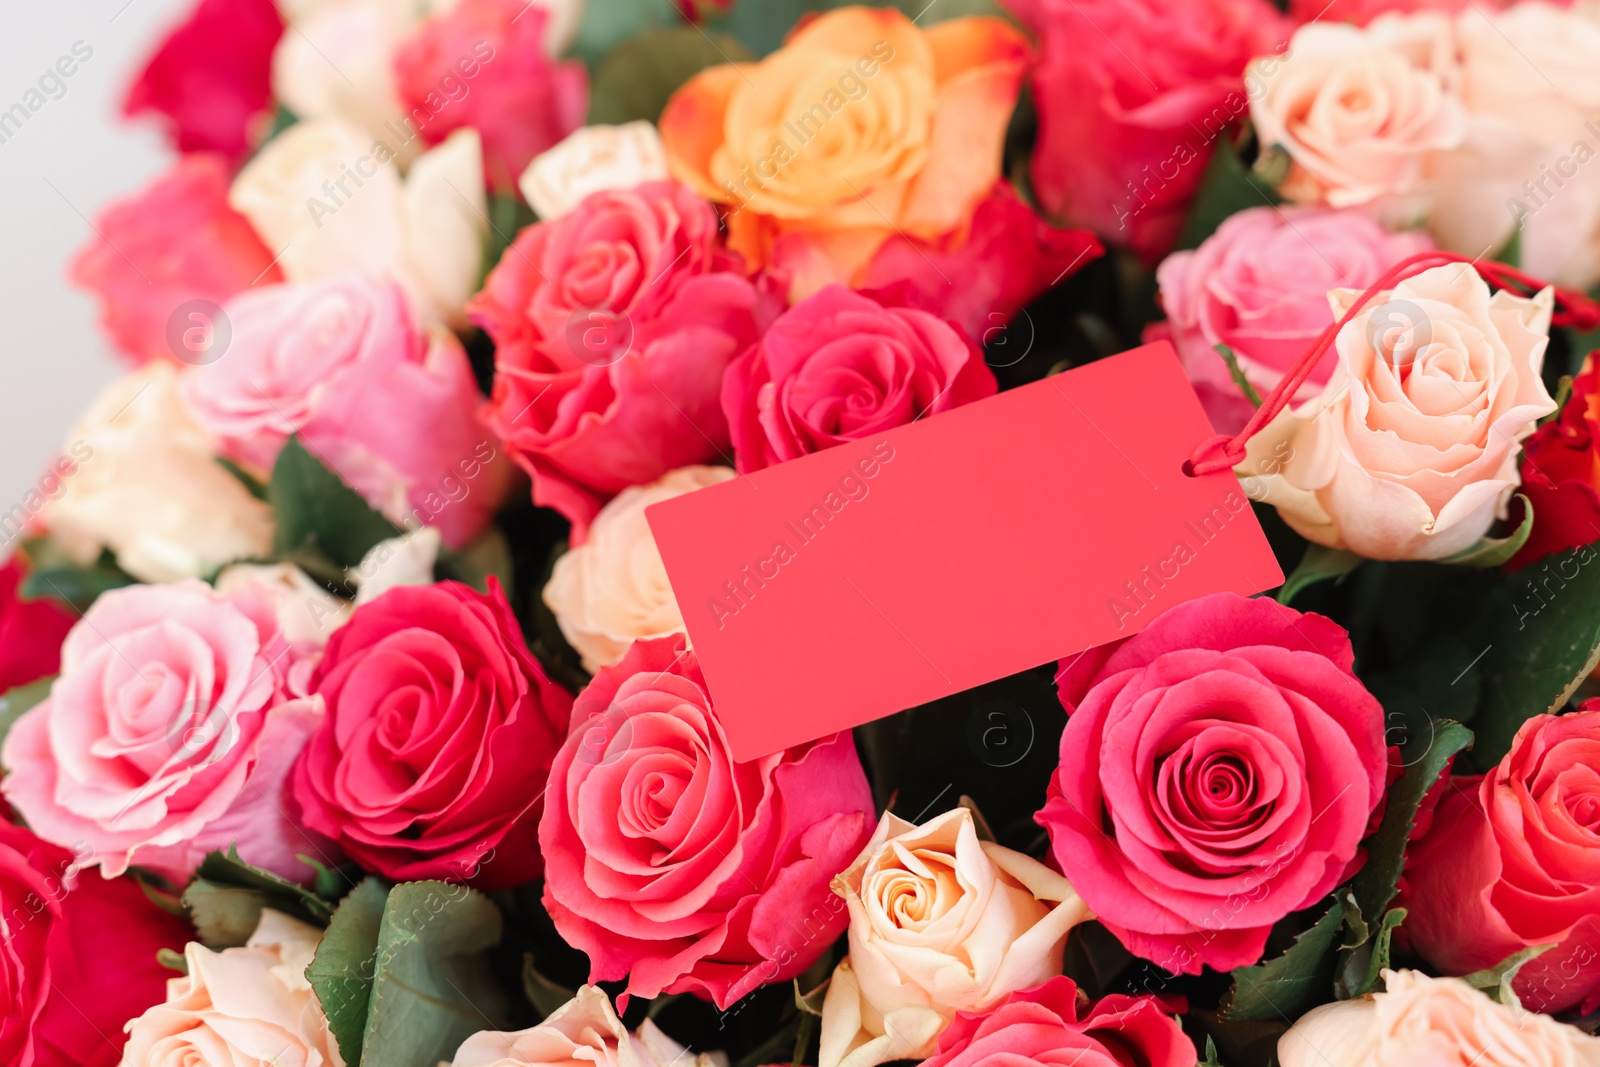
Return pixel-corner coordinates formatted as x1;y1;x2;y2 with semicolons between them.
0;0;192;522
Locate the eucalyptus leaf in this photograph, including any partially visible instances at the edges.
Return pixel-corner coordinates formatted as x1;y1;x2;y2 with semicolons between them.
307;877;389;1065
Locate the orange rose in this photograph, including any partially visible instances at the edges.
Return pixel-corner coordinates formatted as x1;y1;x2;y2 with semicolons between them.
659;6;1029;299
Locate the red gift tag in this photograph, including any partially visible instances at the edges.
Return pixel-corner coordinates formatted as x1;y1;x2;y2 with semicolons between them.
647;341;1284;761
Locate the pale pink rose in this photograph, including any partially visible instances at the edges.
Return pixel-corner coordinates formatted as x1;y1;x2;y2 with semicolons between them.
0;580;334;884
1239;264;1556;560
543;465;734;671
449;985;719;1067
819;807;1093;1067
122;909;344;1067
182;274;510;548
1250;13;1465;214
1278;970;1600;1067
1151;206;1434;433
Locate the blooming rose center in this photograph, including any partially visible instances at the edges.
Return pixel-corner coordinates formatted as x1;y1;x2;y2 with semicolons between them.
869;847;961;931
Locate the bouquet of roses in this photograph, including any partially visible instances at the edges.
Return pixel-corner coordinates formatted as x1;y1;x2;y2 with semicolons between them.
6;0;1600;1063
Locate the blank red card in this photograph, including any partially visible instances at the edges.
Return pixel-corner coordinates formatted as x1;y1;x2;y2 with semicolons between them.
646;341;1284;761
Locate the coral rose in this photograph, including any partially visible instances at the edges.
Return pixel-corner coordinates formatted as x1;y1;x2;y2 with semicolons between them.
820;807;1093;1067
471;181;779;538
1149;206;1433;433
1239;264;1556;561
293;580;571;889
1403;708;1600;1014
1038;592;1387;974
539;635;875;1009
519;122;671;221
1510;355;1600;568
0;558;75;694
449;986;720;1067
660;6;1030;299
722;285;996;473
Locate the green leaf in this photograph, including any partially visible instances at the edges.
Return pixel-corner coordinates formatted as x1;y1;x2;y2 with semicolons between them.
216;456;269;501
1495;225;1523;270
360;881;508;1067
0;675;54;753
569;0;682;67
1277;544;1364;605
1199;1035;1224;1067
269;436;401;572
1222;897;1345;1022
182;847;335;947
587;28;754;126
1215;344;1263;408
1335;906;1405;999
437;526;514;594
1460;944;1556;1007
710;0;1012;56
1441;495;1533;569
521;952;577;1020
308;877;389;1065
157;947;189;974
1175;135;1283;252
22;557;135;614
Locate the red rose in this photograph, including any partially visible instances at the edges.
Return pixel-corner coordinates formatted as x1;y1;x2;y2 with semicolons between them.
0;560;73;694
122;0;283;165
722;286;996;473
1038;592;1387;974
471;181;780;538
1508;355;1600;569
292;580;572;889
921;977;1194;1067
539;636;875;1009
394;0;588;190
68;154;283;366
1005;0;1290;263
1402;708;1600;1014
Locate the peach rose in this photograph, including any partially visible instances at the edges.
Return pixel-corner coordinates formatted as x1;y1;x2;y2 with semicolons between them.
1239;264;1555;560
1278;970;1600;1067
659;6;1029;299
1249;13;1465;215
543;465;734;671
449;985;721;1067
121;909;343;1067
819;807;1093;1067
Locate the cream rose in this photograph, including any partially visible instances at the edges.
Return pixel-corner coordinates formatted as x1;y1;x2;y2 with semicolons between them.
1240;264;1555;560
350;526;443;605
518;122;670;221
230;119;487;325
542;465;733;671
450;985;722;1067
1250;13;1465;215
39;363;274;583
1279;970;1600;1067
121;909;343;1067
819;807;1093;1067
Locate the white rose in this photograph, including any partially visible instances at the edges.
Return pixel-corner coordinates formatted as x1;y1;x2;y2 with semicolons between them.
39;363;274;584
543;465;733;671
215;562;352;643
350;526;442;604
518;122;670;220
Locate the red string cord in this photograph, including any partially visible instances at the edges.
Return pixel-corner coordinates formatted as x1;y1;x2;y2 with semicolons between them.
1182;250;1600;477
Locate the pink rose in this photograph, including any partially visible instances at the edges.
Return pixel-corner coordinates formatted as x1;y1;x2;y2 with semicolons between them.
722;286;997;473
1286;0;1535;25
920;977;1193;1067
0;559;74;694
1402;708;1600;1014
68;154;283;366
1005;0;1290;262
394;0;588;190
182;274;511;548
293;580;572;889
122;0;283;165
539;635;875;1009
1038;592;1387;974
471;181;779;538
1148;206;1434;433
1;580;332;884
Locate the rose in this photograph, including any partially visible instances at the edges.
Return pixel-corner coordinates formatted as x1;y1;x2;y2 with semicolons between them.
450;986;719;1067
1508;356;1600;568
519;122;671;221
1037;592;1386;974
722;286;997;473
1238;264;1556;561
819;807;1092;1067
659;7;1030;299
37;363;275;584
919;976;1194;1067
543;465;735;671
1286;0;1524;22
230;119;487;325
1250;14;1465;214
539;635;875;1008
1148;206;1434;433
1004;0;1290;263
214;563;353;659
181;273;510;549
470;180;778;538
351;527;443;605
1278;970;1600;1067
1;579;333;884
395;0;589;190
0;558;74;693
1402;708;1600;1014
293;579;572;888
68;154;283;366
121;910;342;1067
